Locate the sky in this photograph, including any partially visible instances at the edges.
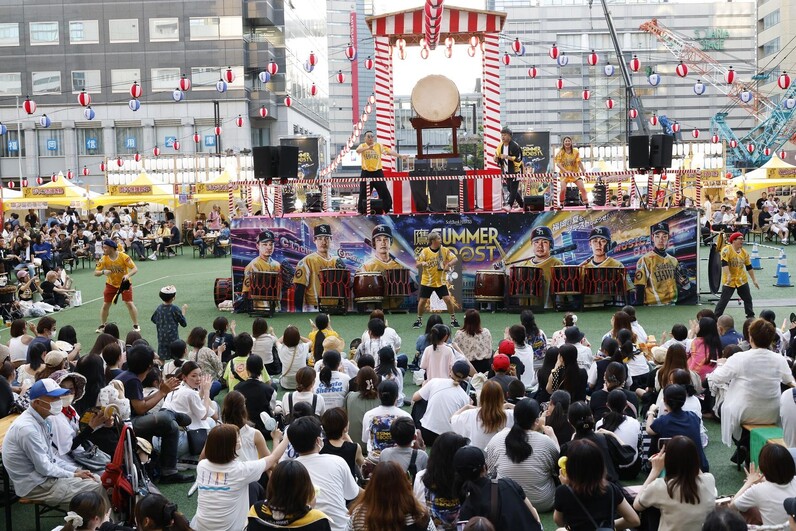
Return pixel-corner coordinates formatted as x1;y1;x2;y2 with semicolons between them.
372;0;485;96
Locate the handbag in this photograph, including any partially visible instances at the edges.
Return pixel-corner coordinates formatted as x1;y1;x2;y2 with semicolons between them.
72;290;82;307
566;484;615;531
187;428;209;455
71;443;112;472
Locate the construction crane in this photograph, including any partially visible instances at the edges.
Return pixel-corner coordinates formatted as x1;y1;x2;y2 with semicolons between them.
640;18;796;169
592;0;651;138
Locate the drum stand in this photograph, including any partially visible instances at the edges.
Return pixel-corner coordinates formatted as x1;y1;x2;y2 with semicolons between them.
248;299;277;317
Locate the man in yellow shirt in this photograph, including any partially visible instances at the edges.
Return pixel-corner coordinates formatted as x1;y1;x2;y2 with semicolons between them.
94;239;139;333
293;224;342;310
413;231;459;329
525;226;562;308
356;130;407;214
360;225;402;273
714;231;759;318
634;222;679;305
242;230;281;297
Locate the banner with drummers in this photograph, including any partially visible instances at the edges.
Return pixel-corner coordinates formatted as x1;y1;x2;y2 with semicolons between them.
229;208;698;313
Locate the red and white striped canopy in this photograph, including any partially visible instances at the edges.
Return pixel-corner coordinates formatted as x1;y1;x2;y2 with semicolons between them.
367;7;506;42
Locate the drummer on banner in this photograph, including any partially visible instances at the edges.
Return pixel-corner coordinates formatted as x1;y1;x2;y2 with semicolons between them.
360;225;402;273
527;227;562;308
293;224;343;311
412;231;460;330
242;230;281;297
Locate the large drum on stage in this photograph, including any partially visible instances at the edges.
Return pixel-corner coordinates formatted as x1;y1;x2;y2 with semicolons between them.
319;268;351;300
385;268;412;297
474;270;506;302
509;266;544;297
411;75;460;122
214;278;232;307
353;272;384;303
582;267;627;298
249;272;281;301
551;266;582;295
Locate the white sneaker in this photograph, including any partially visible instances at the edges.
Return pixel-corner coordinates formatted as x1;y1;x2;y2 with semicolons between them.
133;325;141;332
95;324;105;333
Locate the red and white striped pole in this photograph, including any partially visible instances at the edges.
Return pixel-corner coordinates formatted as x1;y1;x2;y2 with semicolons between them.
674;171;681;206
552;178;560;210
482;33;501;171
695;172;702;209
374;36;394;171
245;184;253;215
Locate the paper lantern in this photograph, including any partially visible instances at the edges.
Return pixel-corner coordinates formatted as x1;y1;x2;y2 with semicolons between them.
648;72;661;86
39;115;51;128
267;61;278;76
555;77;564;90
152;146;161;157
258;71;271;84
365;103;372;114
511;38;522;55
470;35;480;48
368;93;376;105
116;157;123;167
629;55;640;72
82;166;89;176
222;67;235;84
128;99;141;112
308;51;317;66
336;70;345;84
582;89;591;101
77;90;91;107
604;63;615;77
605;98;614;110
172;140;181;151
747;143;755;154
444;47;452;59
501;52;511;66
304;61;314;73
193;132;201;144
549;43;559;60
66;169;73;180
692;129;700;139
528;66;538;78
420;48;429;60
783;98;796;110
780;150;787;160
739;88;753;103
587;50;598;66
628;108;638;119
83;106;95;120
345;43;357;61
693;80;706;95
396;38;406;49
100;161;106;172
23;97;36;115
676;62;688;78
711;134;720;144
216;79;228;93
467;46;476;58
556;53;568;67
258;106;268;118
364;56;373;70
133;152;141;162
214;126;222;136
172;89;185;102
764;147;772;156
36;177;44;185
649;114;658;126
20;179;26;187
284;95;293;107
399;48;407;60
778;71;791;90
730;139;738;149
129;82;142;99
725;67;736;85
7;181;15;189
0;123;5;136
179;74;191;92
671;122;681;133
726;171;733;179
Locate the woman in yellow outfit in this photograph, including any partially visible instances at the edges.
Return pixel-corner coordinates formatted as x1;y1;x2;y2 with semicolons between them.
307;313;341;365
553;136;588;205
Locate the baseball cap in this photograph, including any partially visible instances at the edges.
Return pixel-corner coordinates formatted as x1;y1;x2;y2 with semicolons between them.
728;232;744;243
452;360;471;379
454;446;486;474
372;224;392;240
257;230;274;243
44;350;67;368
589;226;611;242
29;378;70;400
498;339;515;355
530;226;554;245
314;224;332;237
103;238;117;249
492;353;511;371
650;222;669;235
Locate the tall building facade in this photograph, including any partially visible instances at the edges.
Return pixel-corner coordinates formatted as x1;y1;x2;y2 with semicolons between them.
756;0;794;94
0;0;330;188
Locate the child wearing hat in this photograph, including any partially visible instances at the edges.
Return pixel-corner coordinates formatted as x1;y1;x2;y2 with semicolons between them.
151;285;188;360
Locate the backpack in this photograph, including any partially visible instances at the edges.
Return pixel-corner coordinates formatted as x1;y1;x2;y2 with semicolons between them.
281;392;318;427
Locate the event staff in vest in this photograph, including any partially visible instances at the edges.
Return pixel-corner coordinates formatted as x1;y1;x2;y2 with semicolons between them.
293;224;344;311
634;222;679;305
242;230;281;297
356;130;408;215
714;231;759;319
494;127;524;210
553;136;588;205
413;231;460;329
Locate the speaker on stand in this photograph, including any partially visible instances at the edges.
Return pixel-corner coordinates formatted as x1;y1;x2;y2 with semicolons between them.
628;135;650;169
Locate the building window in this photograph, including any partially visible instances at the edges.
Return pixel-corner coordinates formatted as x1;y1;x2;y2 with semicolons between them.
32;71;61;95
111;69;140;93
71;70;101;93
38;129;65;157
0;23;19;47
151;68;181;92
762;10;780;31
0;130;24;158
30;22;59;45
189;17;242;40
190;66;244;90
69;20;99;44
78;128;102;155
116;127;142;153
0;73;22;96
109;19;139;43
149;18;179;42
761;37;780;57
156;126;180;150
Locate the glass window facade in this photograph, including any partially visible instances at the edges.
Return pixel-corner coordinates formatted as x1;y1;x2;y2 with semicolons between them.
761;37;780;57
71;70;101;93
38;129;65;157
0;73;22;96
69;20;99;44
149;18;179;42
0;130;24;158
32;71;61;95
0;23;19;47
151;68;181;92
111;69;140;93
189;17;242;40
115;127;142;153
30;22;59;45
78;128;103;156
109;19;139;43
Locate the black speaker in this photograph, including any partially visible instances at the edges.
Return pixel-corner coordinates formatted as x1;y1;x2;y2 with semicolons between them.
305;191;322;212
649;134;674;169
282;191;296;213
523;195;545;212
564;187;582;206
592;181;607;206
629;135;650;169
253;146;278;179
278;145;300;179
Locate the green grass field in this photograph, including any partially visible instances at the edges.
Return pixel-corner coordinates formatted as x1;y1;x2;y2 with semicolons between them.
3;244;793;530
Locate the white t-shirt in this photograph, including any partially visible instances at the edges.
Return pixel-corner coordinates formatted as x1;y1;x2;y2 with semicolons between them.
314;358;359;380
361;404;411;455
360;327;402;354
513;344;536;389
161;383;214;430
296;453;360;531
631;321;648;344
596;416;641;463
192;457;268;531
252;333;276;364
733;478;796;526
418;378;469;436
573;343;594;370
450;407;514;450
8;336;28;363
279;391;326;417
238;424;259;462
781;389;796;448
277;343;309;389
313;371;351;410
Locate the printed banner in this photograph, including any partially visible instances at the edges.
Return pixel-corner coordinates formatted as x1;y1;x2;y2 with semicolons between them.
280;136;320;180
514;131;551;174
230;208;698;313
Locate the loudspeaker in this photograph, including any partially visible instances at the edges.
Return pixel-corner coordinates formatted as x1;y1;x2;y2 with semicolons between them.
277;145;299;179
649;134;674;169
592;181;607;206
564;187;582;206
523;195;545;212
305;191;322;212
253;146;278;179
282;191;296;213
628;135;650;169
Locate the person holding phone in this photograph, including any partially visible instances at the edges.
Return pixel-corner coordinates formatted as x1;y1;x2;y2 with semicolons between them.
646;384;709;472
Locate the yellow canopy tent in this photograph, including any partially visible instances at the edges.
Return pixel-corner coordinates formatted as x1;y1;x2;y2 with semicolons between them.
6;178;97;210
731;154;796;192
94;172;175;207
193;171;238;203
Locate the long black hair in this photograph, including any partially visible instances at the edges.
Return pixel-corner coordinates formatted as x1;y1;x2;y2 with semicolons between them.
520;309;540;338
600;389;628;432
616;328;637;360
74;353;105;416
376;346;399;379
697;317;723;362
568;400;596;438
319;350;341;387
505;398;540;463
424;314;444;341
422;432;469;499
558;344;582;395
536;347;559;391
430;324;450;350
312;313;329;362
